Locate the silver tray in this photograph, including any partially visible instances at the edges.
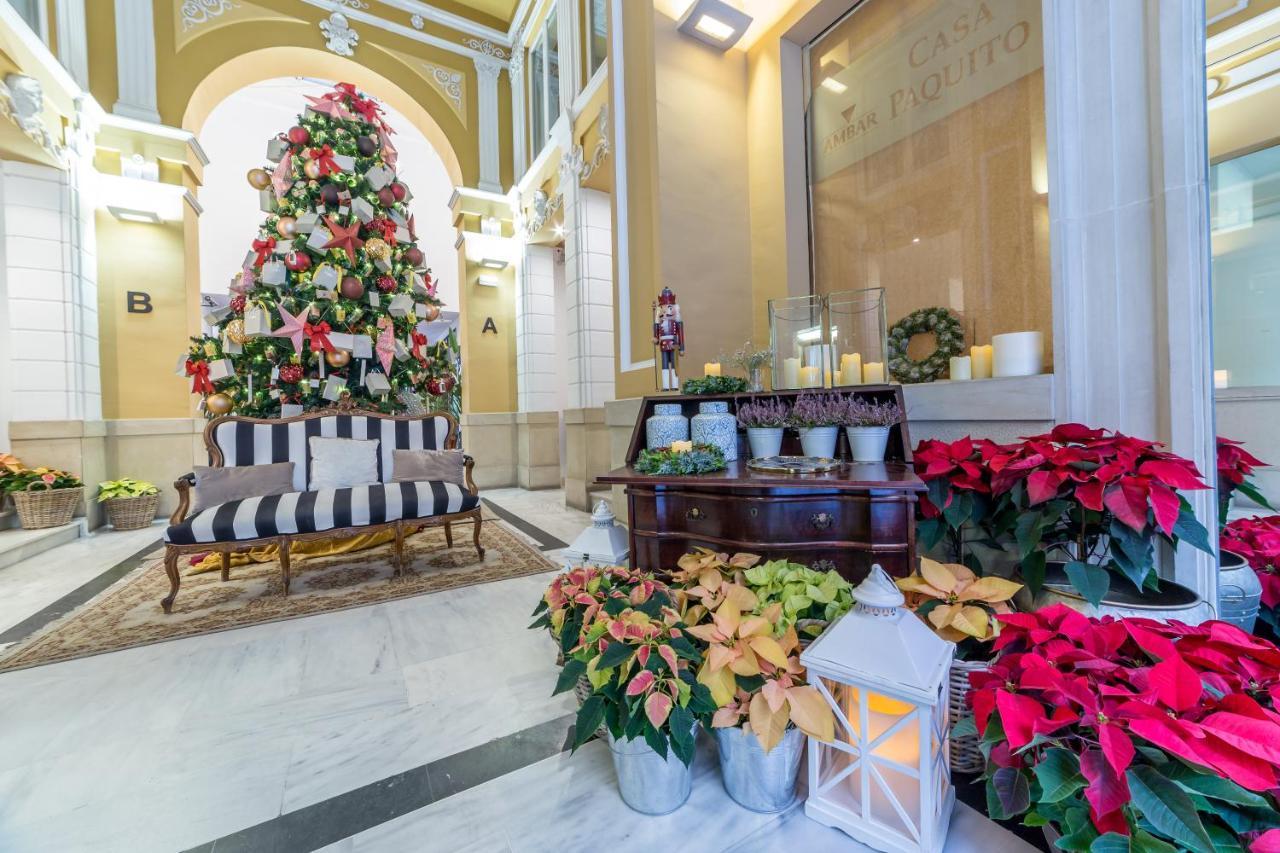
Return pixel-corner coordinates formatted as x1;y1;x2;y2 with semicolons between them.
746;456;843;475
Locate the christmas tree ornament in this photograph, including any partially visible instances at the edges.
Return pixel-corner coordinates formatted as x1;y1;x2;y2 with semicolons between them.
357;134;378;156
272;303;311;355
340;275;365;300
277;216;298;238
304;319;335;352
376;317;395;373
326;349;351;368
279;364;303;384
377;187;396;207
320;184;340;207
271;152;294;199
390;182;407;202
287;126;310;145
230;294;246;314
304;93;355;121
306;225;334;254
403;246;424;268
365;164;395;191
203;341;219;358
322;215;364;264
247;168;272;190
267;136;290;162
422;303;441;322
206;392;234;416
427;376;447;396
283;251;310;272
376;275;396;293
312;262;340;292
304;159;322;180
351;197;375;223
364;237;391;266
226;319;249;345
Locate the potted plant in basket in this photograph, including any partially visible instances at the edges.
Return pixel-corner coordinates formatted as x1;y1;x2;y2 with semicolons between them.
737;397;789;460
97;478;161;530
896;558;1020;775
3;466;83;529
969;604;1280;852
553;604;716;815
786;392;845;459
842;397;903;463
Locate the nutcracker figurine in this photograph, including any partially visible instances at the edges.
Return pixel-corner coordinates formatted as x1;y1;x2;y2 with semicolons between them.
652;287;684;391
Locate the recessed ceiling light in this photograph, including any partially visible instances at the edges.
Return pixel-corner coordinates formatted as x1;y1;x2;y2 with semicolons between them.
821;77;848;95
912;237;920;244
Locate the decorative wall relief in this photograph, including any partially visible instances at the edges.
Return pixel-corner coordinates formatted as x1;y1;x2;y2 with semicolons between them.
0;74;64;165
174;0;295;51
320;12;360;56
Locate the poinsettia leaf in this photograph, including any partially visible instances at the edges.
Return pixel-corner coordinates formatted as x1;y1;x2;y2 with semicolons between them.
1105;479;1151;532
573;695;604;749
1162;762;1269;807
668;634;700;662
553;657;587;696
951;715;978;740
918;517;947;552
1125;765;1214;853
1235;480;1275;511
995;690;1045;749
1130;829;1179;853
1099;724;1136;778
943;490;972;530
1065;561;1111;608
668;704;696;765
1080;748;1130;822
1246;828;1280;853
1015;511;1044;559
991;766;1030;818
1148;656;1203;712
642;721;669;758
1147;484;1180;537
597;640;635;670
1172;500;1214;555
1034;747;1085;803
1089;833;1131;853
559;611;582;655
1021;551;1047;597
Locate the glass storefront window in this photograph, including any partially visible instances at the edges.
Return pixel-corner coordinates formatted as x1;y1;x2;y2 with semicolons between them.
584;0;608;80
805;0;1052;376
547;9;561;122
1211;145;1280;389
525;4;561;158
530;39;546;150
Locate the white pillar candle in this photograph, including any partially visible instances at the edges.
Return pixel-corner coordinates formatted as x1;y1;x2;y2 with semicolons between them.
704;362;721;377
800;365;822;388
862;362;885;384
992;331;1044;378
783;357;801;389
839;352;863;385
949;355;972;381
970;345;993;379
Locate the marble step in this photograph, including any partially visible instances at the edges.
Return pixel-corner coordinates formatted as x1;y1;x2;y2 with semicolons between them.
0;519;88;572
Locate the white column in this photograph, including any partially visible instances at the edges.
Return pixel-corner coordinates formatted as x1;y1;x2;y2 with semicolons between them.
562;163;615;408
516;244;559;411
1044;0;1215;601
473;55;505;193
557;0;580;112
112;0;160;122
508;51;527;179
55;0;89;89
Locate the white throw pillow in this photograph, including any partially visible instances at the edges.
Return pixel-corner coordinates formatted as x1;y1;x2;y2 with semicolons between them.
308;436;380;491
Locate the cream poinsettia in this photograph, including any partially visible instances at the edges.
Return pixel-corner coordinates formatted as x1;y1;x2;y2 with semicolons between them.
896;558;1021;644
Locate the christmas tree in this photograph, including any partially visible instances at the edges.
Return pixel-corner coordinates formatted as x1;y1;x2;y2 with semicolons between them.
183;82;460;420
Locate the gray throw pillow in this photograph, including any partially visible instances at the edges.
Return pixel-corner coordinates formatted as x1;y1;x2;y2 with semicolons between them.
392;449;466;486
191;462;296;514
309;437;381;490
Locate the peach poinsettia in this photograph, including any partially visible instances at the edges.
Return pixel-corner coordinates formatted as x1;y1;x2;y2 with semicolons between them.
897;558;1021;646
0;453;20;474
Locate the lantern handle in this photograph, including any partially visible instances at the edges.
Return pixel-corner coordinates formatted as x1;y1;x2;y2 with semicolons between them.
852;564;904;615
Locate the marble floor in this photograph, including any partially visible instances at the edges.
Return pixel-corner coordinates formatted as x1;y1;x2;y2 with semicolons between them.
0;488;1034;853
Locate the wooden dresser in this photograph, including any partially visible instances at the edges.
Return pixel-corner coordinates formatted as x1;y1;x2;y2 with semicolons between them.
596;388;924;583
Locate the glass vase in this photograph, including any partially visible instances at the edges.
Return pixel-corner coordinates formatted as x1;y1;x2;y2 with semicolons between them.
827;288;887;387
769;294;830;390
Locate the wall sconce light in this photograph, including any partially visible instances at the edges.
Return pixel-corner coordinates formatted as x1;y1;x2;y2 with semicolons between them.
477;274;500;287
107;206;162;224
676;0;752;51
820;77;848;94
479;258;508;270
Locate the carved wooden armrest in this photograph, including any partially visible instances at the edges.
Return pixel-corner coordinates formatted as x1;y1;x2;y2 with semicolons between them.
463;454;478;496
171;473;195;525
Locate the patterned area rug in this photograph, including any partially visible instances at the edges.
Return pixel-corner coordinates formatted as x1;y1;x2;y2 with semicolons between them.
0;517;556;672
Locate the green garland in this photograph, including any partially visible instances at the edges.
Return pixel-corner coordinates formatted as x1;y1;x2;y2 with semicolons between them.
635;444;727;475
887;307;965;383
681;376;748;395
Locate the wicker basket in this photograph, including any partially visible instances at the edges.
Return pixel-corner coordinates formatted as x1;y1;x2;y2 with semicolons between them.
103;493;161;530
950;657;991;775
11;482;82;530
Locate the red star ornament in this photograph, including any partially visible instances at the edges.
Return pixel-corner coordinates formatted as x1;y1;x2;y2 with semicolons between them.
322;215;364;265
304;94;355;121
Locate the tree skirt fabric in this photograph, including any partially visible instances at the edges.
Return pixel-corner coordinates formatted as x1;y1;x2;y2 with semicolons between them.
0;516;555;672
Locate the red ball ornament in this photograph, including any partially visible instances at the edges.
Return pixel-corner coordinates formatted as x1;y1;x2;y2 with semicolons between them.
287;126;310;145
230;294;246;314
284;251;311;272
340;276;365;300
376;275;396;293
403;246;424;268
377;187;396;207
442;374;457;392
427;377;445;396
390;182;407;202
279;364;304;384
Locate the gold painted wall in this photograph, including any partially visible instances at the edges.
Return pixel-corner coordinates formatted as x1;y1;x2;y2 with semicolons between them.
460;265;517;412
95;212;193;419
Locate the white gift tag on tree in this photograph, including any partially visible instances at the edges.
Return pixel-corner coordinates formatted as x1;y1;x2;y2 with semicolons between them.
306;227;334;254
281;404;305;417
208;358;235;381
295;212;319;233
388;293;413;317
395;226;411;243
223;334;243;354
410;272;429;296
415;303;428;319
322;376;347;402
353;335;373;359
266;138;289;162
365;165;394;190
244;304;271;335
394;339;410;361
259;189;277;213
365;371;391;395
260;260;286;286
327;331;355;352
333;153;356;172
368;291;381;308
312;263;340;291
351;198;375;223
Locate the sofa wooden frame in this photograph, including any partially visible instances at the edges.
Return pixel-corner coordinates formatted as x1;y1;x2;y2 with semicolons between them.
161;406;482;614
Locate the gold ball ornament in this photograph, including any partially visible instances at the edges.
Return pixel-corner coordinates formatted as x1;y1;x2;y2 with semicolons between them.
203;341;219;358
225;318;248;345
325;350;351;368
364;237;391;264
277;216;298;239
206;393;234;415
422;303;441;322
246;168;272;190
304;159;322;180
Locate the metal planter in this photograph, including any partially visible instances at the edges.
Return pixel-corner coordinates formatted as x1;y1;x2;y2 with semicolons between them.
714;724;804;813
607;727;696;815
1219;550;1262;633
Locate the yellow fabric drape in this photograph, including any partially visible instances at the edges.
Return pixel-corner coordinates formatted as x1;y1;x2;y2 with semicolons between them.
188;530;400;574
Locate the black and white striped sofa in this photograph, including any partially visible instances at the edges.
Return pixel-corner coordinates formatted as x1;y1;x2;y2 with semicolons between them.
160;408;481;614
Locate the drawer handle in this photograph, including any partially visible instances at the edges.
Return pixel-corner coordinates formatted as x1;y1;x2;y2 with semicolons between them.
810;512;834;531
686;506;705;521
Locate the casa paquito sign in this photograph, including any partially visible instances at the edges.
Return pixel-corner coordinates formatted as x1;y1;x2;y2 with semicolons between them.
811;0;1043;182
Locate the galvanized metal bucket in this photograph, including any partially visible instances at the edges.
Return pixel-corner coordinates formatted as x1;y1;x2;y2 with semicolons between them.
1219;550;1262;634
607;727;696;815
714;724;804;813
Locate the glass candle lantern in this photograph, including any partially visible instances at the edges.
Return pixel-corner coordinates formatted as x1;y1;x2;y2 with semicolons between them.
769;294;830;390
828;288;887;387
800;566;955;852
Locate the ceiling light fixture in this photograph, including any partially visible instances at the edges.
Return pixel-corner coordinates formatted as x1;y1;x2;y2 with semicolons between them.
821;77;848;95
676;0;752;51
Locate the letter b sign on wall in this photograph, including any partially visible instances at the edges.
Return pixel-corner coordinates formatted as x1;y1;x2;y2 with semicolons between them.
126;291;153;314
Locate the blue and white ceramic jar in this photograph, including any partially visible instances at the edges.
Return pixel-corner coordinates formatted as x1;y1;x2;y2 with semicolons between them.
646;403;688;450
691;401;738;462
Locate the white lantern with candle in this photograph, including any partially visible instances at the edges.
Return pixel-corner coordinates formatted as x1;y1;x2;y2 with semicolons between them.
800;566;954;853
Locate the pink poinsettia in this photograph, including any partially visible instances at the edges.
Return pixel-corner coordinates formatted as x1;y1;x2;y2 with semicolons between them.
1223;515;1280;610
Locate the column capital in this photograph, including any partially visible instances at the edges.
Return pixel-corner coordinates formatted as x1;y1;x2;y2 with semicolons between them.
473;54;506;82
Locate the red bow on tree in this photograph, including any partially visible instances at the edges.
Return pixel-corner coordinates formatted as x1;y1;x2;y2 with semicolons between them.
367;218;397;244
410;331;428;363
185;359;213;394
304;321;334;352
308;145;341;176
334;81;387;130
252;237;276;267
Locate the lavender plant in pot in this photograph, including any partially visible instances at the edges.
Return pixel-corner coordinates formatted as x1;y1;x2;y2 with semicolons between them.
786;392;844;458
842;397;902;463
737;397;789;459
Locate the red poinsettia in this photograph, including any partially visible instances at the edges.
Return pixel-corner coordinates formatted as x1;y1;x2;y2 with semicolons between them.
1223;515;1280;616
1218;437;1274;527
970;605;1280;848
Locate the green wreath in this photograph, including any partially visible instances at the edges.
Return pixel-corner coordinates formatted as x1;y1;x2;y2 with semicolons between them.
887;307;965;383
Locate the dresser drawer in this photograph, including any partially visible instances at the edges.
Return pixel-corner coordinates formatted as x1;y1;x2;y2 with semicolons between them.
631;537;910;584
628;489;884;544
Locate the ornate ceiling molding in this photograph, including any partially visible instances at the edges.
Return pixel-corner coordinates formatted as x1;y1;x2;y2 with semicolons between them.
421;62;467;126
173;0;296;51
298;0;510;62
320;12;360;56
